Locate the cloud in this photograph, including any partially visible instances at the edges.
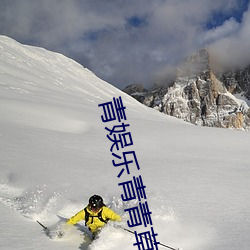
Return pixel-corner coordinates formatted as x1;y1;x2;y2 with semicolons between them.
0;0;249;89
200;18;240;45
209;4;250;69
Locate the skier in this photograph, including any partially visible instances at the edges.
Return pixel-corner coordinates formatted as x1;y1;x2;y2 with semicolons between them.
66;194;122;239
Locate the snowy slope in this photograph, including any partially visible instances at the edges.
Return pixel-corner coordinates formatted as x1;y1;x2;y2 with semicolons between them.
0;36;250;250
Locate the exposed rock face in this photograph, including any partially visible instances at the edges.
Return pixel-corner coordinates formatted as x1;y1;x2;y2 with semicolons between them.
123;84;147;103
217;66;250;99
123;49;250;130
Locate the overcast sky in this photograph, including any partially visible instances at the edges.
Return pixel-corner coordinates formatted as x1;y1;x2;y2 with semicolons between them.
0;0;249;89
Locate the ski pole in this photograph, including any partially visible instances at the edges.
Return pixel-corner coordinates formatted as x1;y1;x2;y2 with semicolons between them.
37;220;48;230
122;227;181;250
36;220;50;234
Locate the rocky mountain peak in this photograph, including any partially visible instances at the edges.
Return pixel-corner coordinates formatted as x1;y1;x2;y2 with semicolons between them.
177;48;210;78
123;49;250;130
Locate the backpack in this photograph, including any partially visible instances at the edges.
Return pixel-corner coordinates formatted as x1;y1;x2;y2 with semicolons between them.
84;206;110;226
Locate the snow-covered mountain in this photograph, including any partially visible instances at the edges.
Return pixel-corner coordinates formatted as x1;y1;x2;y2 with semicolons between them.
124;49;250;130
0;36;250;250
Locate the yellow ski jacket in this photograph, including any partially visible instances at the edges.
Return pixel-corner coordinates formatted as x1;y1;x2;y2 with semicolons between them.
67;206;121;233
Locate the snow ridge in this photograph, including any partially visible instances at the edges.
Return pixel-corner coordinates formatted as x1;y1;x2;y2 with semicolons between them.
1;36;250;250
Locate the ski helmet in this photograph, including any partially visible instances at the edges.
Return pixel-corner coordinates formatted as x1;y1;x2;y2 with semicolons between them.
89;195;104;210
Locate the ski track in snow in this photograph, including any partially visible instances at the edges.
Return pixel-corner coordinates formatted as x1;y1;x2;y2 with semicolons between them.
0;181;101;249
0;179;211;250
0;181;62;221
